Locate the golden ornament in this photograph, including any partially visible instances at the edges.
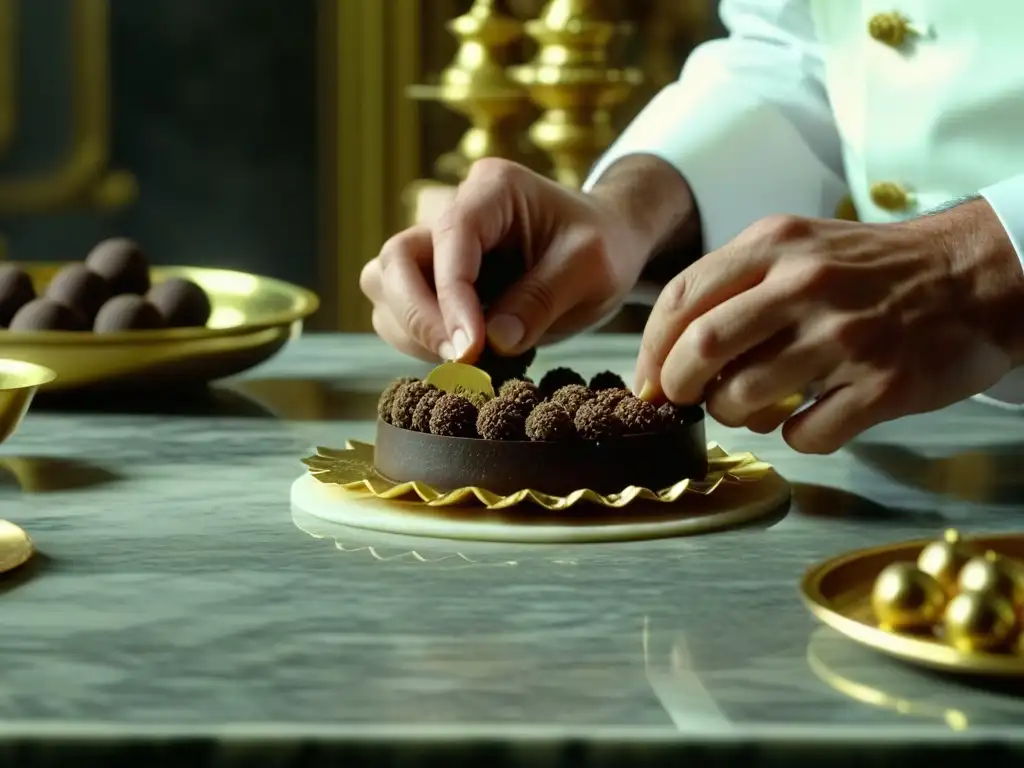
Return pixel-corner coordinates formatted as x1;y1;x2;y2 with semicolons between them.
425;361;495;399
957;551;1024;605
916;528;975;594
871;563;947;632
943;588;1018;653
301;440;775;510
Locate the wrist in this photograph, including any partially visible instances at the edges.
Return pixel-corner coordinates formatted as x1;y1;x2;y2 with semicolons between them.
587;154;699;271
934;198;1024;365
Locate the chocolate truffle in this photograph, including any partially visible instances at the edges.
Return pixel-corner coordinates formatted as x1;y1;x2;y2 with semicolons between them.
596;387;630;408
525;401;575;442
9;298;86;331
551;383;593;418
615;396;660;435
539;367;586;398
0;265;36;327
411;387;443;433
574;399;623;441
659;402;694;430
148;278;212;328
589;371;626;391
429;393;479;438
85;238;150;295
498;378;541;411
390;380;434;430
477;397;527;441
475;344;536;388
45;263;112;322
378;376;417;423
93;295;166;332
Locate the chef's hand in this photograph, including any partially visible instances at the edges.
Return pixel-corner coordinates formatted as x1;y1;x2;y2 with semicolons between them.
360;157;677;363
635;200;1024;453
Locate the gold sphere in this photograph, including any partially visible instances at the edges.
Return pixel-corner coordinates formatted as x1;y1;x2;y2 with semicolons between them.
943;588;1018;653
957;551;1022;604
917;529;975;594
871;563;947;631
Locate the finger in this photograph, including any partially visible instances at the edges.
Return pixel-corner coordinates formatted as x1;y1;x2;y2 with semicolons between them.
635;247;771;400
484;245;593;354
433;160;532;363
781;382;888;454
704;330;834;428
657;281;790;405
359;257;384;303
371;307;439;363
379;231;450;358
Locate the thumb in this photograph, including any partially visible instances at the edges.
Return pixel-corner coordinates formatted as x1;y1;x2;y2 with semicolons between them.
484;256;588;354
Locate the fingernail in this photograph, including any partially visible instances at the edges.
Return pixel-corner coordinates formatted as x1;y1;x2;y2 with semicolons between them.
637;379;657;401
439;342;456;361
486;314;525;352
452;328;470;360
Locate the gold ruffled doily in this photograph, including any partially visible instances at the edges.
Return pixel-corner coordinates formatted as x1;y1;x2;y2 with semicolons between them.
301;441;774;511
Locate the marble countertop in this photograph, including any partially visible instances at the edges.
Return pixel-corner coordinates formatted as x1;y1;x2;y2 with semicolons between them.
3;333;1024;766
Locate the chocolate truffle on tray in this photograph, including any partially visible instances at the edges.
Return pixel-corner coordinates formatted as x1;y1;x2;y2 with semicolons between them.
9;298;86;331
93;295;167;332
85;238;151;296
45;263;112;323
0;265;36;327
477;397;527;441
550;383;593;418
595;387;630;409
498;378;541;412
615;396;660;435
390;380;435;429
411;387;444;433
377;376;417;423
574;398;623;441
525;401;575;442
589;371;626;392
148;277;212;328
538;367;586;398
428;393;478;438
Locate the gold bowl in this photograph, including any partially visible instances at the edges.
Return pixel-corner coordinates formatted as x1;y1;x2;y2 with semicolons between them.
0;358;56;443
0;264;319;391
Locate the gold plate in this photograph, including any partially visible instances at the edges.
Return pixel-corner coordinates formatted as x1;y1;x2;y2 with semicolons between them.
0;264;318;391
801;535;1024;676
0;519;33;574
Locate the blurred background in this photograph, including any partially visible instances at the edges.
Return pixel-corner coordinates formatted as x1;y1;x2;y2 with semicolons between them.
0;0;722;331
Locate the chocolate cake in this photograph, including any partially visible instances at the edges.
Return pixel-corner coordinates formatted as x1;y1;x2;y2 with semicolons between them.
373;365;708;496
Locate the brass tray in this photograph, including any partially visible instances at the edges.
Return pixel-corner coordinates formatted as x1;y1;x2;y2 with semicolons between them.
0;264;318;391
801;535;1024;677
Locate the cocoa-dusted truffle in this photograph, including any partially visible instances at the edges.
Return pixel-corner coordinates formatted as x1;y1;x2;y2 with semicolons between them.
429;393;479;438
411;387;443;433
596;387;630;408
390;380;434;429
498;378;541;411
0;265;35;327
85;238;150;295
589;371;626;391
615;396;660;435
9;298;86;331
659;402;698;430
574;399;623;441
539;367;586;398
45;263;112;322
525;401;575;442
477;397;527;441
551;383;593;418
147;278;212;328
93;295;166;332
378;376;417;423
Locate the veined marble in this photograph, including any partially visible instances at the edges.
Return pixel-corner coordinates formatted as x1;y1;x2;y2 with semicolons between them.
2;333;1024;766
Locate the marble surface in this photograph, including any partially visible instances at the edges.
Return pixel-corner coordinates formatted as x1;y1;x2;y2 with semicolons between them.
3;333;1024;766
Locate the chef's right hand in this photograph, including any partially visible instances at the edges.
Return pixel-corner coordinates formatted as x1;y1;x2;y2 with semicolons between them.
359;158;654;364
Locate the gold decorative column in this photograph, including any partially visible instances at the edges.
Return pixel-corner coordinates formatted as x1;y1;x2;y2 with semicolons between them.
408;0;530;183
510;0;642;188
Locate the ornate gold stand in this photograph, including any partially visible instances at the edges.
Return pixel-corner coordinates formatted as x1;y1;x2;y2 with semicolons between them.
510;0;642;188
407;0;531;183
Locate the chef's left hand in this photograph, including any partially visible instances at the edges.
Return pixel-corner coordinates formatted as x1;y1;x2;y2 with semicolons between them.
634;200;1024;453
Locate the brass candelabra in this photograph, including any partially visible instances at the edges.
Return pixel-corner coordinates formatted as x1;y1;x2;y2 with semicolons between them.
407;0;531;183
510;0;642;188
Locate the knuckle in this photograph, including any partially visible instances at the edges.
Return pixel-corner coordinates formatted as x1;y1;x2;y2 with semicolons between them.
514;277;558;318
786;257;833;294
401;303;436;348
724;374;760;407
753;214;814;245
685;320;724;361
658;273;689;312
467;157;520;185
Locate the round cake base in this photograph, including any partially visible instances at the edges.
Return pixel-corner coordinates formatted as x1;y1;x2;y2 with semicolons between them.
289;471;791;544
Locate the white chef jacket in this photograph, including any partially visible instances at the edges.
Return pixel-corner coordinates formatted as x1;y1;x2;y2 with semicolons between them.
584;0;1024;409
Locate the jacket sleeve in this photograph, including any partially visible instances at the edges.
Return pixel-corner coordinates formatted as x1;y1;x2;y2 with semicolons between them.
583;0;848;253
981;174;1024;275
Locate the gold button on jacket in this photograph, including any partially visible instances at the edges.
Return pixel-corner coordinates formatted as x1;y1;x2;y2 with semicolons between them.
869;181;911;211
868;11;912;48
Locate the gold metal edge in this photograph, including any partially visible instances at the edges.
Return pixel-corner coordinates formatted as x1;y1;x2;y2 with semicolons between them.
800;543;1024;676
318;0;422;331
